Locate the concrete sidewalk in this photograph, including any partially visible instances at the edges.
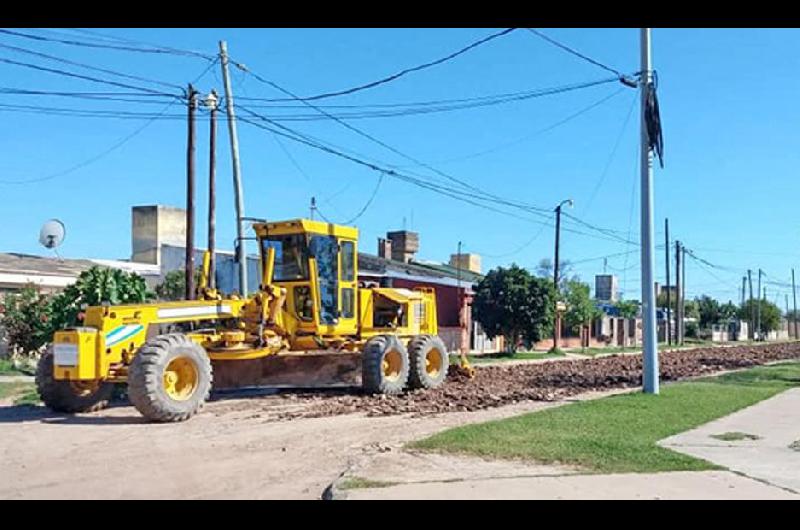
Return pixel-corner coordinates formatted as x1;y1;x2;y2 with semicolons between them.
335;386;800;500
660;387;800;494
343;470;796;500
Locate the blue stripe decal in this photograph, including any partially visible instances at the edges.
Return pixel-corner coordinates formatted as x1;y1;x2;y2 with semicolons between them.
106;325;144;347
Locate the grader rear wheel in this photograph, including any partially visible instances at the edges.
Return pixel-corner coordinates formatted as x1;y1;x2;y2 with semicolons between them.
407;335;449;390
361;335;409;395
35;348;114;413
128;333;212;423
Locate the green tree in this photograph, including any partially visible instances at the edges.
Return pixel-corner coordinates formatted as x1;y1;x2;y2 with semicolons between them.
696;295;721;329
534;258;579;290
0;285;53;355
738;299;782;334
155;268;203;301
613;299;639;319
0;267;153;356
563;280;601;333
472;264;555;353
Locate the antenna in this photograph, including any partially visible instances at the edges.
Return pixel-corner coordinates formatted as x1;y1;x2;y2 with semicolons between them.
39;219;66;260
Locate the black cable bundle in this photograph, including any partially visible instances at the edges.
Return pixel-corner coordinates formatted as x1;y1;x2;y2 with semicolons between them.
645;71;664;167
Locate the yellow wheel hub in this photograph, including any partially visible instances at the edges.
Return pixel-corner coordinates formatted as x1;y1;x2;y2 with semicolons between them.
163;357;198;401
425;348;443;378
382;349;403;382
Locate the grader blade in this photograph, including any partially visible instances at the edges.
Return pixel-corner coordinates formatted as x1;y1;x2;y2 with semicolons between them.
210;352;362;390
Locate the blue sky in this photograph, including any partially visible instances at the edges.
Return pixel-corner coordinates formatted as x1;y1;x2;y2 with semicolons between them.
1;28;798;305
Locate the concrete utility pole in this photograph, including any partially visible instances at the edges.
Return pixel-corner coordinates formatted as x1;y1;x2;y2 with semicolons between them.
185;84;198;300
793;269;798;339
219;41;248;296
665;218;671;346
757;269;763;340
639;28;659;393
748;269;754;340
206;90;218;289
675;240;682;345
552;199;573;353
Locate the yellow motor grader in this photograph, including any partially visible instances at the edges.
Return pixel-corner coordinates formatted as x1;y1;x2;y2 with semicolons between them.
36;218;473;422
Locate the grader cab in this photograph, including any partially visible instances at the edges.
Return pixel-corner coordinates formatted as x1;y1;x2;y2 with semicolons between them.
37;218;473;422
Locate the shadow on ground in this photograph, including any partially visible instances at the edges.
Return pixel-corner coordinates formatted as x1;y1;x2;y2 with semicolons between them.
0;384;363;425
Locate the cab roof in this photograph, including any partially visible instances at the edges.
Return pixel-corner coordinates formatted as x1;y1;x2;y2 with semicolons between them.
252;218;358;240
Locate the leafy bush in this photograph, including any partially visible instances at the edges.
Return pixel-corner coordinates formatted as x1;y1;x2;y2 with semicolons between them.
0;267;153;357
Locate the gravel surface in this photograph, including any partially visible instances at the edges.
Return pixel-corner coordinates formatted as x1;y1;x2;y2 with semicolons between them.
210;342;800;421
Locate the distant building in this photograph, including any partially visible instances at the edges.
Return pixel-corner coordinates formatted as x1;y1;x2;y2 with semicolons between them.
595;274;619;302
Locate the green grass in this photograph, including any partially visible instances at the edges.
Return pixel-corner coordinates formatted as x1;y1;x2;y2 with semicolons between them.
13;386;40;406
0;358;30;376
339;476;397;490
411;362;800;474
454;351;565;365
0;381;36;401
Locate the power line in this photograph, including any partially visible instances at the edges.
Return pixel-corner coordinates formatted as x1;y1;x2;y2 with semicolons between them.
581;92;638;213
0;28;214;60
0;42;184;90
0;58;218;185
234;66;557;219
391;87;625;167
525;28;627;79
0;56;180;96
254;28;518;102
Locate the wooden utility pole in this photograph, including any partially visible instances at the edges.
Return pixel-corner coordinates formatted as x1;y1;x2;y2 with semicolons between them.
185;84;197;300
456;240;464;354
665;218;671;345
756;269;763;340
552;199;572;352
679;244;686;344
675;240;682;345
207;89;218;289
793;269;798;339
748;269;754;340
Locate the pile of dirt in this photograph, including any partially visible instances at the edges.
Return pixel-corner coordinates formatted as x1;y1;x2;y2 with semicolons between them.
229;343;800;421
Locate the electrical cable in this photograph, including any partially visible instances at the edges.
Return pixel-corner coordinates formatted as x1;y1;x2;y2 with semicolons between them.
256;28;518;102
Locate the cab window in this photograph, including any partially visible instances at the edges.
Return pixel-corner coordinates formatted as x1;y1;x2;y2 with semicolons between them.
261;234;309;282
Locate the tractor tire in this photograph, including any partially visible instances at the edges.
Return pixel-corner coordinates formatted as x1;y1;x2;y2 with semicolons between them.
362;335;409;395
407;335;449;390
128;333;212;423
35;348;114;413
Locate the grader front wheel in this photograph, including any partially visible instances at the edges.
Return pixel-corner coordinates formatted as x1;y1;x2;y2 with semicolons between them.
36;348;114;413
128;333;212;422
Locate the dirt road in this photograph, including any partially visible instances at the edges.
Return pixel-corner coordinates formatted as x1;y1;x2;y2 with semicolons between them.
0;389;599;499
2;342;798;499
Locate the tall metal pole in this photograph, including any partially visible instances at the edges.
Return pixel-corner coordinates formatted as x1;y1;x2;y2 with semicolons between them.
207;90;218;289
640;28;659;392
748;269;754;340
675;241;682;345
757;269;763;340
219;41;248;296
185;84;197;301
665;218;671;346
793;268;798;339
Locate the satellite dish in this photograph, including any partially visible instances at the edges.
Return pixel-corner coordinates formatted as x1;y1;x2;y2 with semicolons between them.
39;219;66;250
